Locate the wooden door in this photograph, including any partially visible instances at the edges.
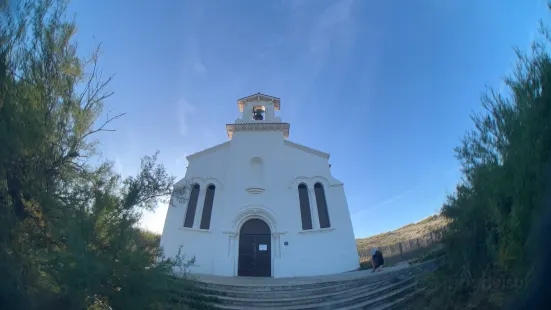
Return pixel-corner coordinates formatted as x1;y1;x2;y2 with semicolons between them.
238;219;271;277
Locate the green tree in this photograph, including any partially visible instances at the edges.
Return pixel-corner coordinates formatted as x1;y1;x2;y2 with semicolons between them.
0;1;212;309
412;13;551;310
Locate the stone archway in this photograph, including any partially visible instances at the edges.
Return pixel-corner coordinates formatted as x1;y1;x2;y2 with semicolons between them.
226;206;285;277
232;206;278;232
238;219;271;277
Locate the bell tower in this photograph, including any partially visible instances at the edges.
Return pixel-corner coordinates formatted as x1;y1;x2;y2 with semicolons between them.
226;93;290;139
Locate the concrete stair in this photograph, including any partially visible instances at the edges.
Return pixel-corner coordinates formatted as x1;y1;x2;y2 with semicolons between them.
193;261;439;309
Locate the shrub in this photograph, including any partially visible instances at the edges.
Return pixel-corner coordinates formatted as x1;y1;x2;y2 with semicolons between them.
411;14;551;310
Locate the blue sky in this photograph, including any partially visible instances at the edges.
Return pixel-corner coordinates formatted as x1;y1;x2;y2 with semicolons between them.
70;0;547;238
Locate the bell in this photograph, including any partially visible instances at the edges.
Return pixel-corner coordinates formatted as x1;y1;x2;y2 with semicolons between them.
253;109;264;120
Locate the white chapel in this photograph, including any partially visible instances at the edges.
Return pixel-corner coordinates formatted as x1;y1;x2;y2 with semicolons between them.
160;93;359;278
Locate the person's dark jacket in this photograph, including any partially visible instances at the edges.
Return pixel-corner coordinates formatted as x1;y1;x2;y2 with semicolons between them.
372;250;384;268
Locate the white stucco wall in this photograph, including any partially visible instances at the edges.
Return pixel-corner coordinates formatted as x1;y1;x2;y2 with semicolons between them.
160;130;360;278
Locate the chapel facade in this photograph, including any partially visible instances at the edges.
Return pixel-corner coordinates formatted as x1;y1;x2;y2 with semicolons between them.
160;93;359;277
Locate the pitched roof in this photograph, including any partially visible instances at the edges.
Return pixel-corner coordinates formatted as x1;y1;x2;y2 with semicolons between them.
237;93;281;112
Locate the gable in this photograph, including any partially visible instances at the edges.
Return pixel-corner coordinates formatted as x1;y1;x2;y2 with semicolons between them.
186;141;231;161
283;140;330;159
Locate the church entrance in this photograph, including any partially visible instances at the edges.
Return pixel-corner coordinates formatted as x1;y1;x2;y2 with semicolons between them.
238;219;271;277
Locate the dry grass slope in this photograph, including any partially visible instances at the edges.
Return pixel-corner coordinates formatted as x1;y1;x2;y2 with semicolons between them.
356;215;448;253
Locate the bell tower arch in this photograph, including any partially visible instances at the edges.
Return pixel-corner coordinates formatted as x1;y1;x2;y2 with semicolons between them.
226;93;290;140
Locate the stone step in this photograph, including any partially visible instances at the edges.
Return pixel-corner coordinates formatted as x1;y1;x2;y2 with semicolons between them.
378;289;425;310
205;277;413;308
334;282;417;310
198;275;407;299
343;287;422;310
196;259;441;310
209;280;417;310
195;266;420;294
197;277;353;292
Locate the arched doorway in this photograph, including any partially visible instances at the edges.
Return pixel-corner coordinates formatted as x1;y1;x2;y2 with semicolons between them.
238;219;271;277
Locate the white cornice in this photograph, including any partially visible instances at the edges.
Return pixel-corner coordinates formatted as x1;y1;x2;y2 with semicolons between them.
284;140;330;159
186;141;231;161
226;122;290;139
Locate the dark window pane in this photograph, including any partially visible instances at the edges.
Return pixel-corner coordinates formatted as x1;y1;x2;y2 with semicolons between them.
298;184;312;230
314;183;331;228
183;184;200;228
200;185;216;229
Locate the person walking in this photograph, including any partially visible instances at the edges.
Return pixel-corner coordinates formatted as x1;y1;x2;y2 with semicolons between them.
371;248;384;272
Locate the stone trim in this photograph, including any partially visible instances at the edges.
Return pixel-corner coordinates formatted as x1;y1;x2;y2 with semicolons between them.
234;118;283;124
245;187;265;194
298;227;335;234
288;176;343;189
186;177;224;189
231;205;279;233
186;141;231;161
237;93;281;112
284;140;330;159
226;122;290;139
174;177;224;191
179;227;212;233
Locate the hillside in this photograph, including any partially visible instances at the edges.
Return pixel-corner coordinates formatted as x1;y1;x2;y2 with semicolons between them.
356;215;448;252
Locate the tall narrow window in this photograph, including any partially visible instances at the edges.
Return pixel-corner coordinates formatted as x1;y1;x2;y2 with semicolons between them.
200;184;216;230
314;182;331;228
183;184;200;228
298;183;313;230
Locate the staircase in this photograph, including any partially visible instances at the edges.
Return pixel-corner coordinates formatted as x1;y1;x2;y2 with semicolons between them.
194;260;438;310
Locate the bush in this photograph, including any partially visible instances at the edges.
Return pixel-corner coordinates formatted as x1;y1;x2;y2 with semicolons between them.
0;1;212;309
411;12;551;310
409;245;446;265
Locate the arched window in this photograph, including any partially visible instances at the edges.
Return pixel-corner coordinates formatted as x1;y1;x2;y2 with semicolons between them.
298;183;313;230
200;184;216;230
314;182;331;228
183;184;200;228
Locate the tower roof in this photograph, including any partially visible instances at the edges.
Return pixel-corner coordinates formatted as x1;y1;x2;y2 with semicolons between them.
237;93;280;112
